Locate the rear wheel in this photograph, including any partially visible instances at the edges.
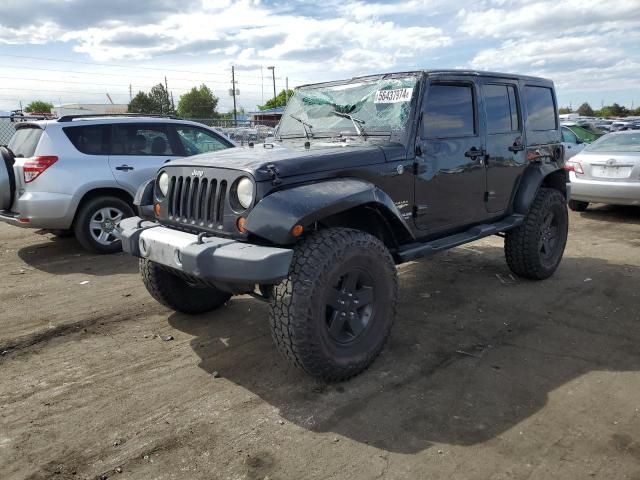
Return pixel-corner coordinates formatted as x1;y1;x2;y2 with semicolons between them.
568;200;589;212
269;228;398;382
505;187;568;280
140;259;231;314
74;196;134;253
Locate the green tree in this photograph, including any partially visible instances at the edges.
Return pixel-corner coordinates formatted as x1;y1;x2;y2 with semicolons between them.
128;83;175;114
24;100;53;113
558;106;572;115
576;102;594;117
259;89;294;110
599;103;629;118
177;84;219;118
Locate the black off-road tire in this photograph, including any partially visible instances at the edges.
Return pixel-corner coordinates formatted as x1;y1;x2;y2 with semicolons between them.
269;228;398;382
74;196;134;254
568;200;589;212
505;187;568;280
140;259;232;314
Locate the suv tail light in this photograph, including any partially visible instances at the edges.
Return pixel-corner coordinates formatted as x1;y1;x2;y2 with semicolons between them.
564;161;584;175
23;156;58;183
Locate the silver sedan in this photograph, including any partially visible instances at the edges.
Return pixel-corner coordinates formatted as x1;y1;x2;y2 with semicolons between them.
565;131;640;211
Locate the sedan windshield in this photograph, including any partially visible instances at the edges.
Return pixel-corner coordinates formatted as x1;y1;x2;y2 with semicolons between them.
277;75;419;139
586;133;640;153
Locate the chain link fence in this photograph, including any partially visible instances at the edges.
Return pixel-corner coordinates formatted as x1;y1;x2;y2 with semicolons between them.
0;116;280;147
0;115;52;145
187;118;279;145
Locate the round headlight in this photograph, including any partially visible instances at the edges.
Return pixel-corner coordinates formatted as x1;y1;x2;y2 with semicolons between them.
236;177;254;209
158;172;170;196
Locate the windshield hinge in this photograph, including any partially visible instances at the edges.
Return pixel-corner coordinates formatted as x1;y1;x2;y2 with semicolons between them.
266;163;281;186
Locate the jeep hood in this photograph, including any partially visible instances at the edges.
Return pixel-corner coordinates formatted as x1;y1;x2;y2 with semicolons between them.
166;142;401;182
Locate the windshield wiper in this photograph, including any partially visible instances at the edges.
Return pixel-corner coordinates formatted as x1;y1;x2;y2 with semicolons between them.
289;114;314;139
331;110;366;138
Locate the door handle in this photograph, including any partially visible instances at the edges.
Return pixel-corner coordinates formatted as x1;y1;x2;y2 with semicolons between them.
115;165;134;171
464;147;486;158
508;144;525;152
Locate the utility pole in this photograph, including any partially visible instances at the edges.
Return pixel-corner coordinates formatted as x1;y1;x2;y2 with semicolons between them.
285;77;289;105
129;84;132;101
267;66;276;105
232;66;237;127
261;66;264;105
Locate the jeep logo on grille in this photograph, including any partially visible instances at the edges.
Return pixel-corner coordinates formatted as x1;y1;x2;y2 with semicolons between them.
191;169;204;177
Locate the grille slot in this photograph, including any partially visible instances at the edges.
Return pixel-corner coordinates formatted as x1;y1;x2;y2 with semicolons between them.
166;174;229;227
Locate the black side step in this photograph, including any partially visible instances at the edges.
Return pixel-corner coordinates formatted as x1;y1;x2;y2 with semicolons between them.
397;214;524;262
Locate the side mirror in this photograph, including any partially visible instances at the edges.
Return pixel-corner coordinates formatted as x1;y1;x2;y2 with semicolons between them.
576;138;584;145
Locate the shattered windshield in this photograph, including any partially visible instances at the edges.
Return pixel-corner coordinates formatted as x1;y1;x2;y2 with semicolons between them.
277;75;419;140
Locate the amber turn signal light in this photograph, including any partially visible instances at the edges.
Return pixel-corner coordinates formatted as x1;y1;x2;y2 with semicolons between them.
154;203;161;216
237;217;248;233
291;224;304;237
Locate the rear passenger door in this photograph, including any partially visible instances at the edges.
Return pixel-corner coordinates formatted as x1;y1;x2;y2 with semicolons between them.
480;80;526;214
414;78;488;232
107;123;181;195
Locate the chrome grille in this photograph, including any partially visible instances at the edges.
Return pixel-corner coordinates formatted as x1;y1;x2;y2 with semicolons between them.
167;175;228;226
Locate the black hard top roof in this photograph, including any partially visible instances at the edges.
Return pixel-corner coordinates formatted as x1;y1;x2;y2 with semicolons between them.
298;69;552;89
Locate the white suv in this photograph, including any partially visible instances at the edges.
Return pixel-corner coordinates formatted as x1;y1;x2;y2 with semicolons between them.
0;115;236;253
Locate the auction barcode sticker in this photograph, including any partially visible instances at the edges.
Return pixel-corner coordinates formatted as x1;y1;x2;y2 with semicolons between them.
374;88;413;103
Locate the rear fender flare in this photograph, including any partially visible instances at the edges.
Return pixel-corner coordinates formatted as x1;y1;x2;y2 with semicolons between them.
513;164;568;215
245;178;414;245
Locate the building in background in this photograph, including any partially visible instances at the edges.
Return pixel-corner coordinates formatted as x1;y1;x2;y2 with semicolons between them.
249;107;284;126
53;103;128;117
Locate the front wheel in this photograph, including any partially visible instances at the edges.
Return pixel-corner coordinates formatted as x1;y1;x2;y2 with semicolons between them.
505;187;568;280
269;228;398;382
140;259;232;315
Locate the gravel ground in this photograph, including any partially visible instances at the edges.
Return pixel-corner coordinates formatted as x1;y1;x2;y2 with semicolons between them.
1;205;639;480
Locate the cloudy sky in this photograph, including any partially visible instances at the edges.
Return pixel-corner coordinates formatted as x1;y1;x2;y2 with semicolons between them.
0;0;639;113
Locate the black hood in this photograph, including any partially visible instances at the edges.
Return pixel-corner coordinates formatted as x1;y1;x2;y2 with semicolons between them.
166;141;403;182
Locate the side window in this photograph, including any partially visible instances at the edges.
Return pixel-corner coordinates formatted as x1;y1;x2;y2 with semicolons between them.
110;124;174;156
63;125;108;155
484;84;520;134
524;86;557;131
423;84;475;138
174;125;230;156
562;127;578;143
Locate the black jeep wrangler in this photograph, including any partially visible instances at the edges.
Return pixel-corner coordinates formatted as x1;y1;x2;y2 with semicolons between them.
120;70;568;381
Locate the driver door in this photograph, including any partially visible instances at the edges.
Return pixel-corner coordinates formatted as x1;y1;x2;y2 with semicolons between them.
413;78;488;233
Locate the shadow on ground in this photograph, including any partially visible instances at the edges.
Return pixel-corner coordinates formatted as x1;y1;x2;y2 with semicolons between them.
17;235;138;276
169;244;640;454
579;204;640;225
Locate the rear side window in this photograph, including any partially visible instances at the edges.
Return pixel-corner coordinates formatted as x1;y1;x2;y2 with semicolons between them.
423;84;475;138
484;84;520;134
174;125;230;156
110;124;175;156
8;127;42;157
524;86;557;131
63;125;108;155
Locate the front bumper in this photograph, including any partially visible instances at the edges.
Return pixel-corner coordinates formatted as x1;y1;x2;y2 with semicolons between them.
569;173;640;205
119;216;293;285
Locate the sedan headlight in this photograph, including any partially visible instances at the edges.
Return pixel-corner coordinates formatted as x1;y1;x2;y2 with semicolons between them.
236;177;254;209
158;172;170;196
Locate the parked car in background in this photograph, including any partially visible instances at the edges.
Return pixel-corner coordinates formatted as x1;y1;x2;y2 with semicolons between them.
562;125;586;160
565;131;640;211
0;115;236;253
561;123;602;142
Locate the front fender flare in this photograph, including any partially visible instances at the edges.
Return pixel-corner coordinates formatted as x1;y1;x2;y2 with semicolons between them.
245;178;413;245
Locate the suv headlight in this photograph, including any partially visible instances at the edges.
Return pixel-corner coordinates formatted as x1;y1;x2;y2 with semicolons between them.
235;177;254;209
158;172;170;196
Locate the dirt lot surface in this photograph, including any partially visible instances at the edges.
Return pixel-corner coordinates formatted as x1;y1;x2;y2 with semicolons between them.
1;206;639;480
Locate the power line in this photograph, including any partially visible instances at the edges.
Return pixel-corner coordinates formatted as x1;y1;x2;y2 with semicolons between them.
0;53;267;80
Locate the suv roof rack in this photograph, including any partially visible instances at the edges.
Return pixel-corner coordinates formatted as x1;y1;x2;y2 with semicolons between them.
57;113;181;122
